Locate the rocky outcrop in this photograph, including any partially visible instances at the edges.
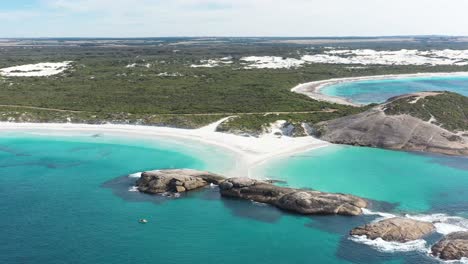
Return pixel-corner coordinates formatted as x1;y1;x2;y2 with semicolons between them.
350;217;435;242
315;95;468;156
136;169;225;194
219;177;367;216
431;231;468;260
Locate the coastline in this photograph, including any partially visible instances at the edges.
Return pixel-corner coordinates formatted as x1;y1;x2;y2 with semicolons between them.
0;121;330;177
291;71;468;106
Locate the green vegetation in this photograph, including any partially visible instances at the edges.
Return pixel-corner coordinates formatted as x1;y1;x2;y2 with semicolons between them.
1;38;468;132
384;92;468;132
0;106;225;128
217;107;369;136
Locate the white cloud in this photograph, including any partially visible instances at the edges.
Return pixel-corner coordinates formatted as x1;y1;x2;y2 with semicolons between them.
2;0;468;37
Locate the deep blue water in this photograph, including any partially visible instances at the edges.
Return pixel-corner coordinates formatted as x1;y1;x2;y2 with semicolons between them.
1;133;468;264
321;76;468;104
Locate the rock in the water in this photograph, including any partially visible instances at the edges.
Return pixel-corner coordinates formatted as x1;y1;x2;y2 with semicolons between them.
136;169;225;194
431;231;468;260
276;191;366;216
350;217;435;242
219;177;367;216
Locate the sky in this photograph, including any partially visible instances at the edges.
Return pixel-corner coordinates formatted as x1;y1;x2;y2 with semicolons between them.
1;0;468;37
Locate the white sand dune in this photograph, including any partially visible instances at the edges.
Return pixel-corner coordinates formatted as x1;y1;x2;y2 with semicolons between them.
0;61;72;77
0;120;329;177
190;57;233;68
191;49;468;70
240;56;305;69
302;49;468;66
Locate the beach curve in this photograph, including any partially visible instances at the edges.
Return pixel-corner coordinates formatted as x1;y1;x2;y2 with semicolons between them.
0;120;330;177
291;71;468;106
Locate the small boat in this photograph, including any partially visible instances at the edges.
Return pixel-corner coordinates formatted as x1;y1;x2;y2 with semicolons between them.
138;219;148;224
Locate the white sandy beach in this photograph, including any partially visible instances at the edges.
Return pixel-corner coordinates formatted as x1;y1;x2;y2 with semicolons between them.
0;119;329;177
291;71;468;106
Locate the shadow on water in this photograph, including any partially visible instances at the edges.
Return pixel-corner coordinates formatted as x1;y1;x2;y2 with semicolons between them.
0;145;30;156
305;214;376;235
430;188;468;216
220;197;284;223
101;175;167;204
0;160;83;169
415;151;468;171
69;146;113;157
367;199;400;213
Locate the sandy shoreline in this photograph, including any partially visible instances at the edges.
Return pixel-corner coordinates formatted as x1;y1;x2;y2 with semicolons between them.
291;71;468;106
0;120;329;177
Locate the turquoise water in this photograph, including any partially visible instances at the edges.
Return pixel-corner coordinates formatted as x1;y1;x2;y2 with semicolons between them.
321;76;468;104
255;145;468;214
1;134;467;264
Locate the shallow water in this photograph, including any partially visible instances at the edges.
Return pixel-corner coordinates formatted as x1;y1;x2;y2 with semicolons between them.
321;76;468;104
1;134;467;264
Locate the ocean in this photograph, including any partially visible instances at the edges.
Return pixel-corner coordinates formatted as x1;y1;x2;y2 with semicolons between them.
1;132;468;263
321;75;468;104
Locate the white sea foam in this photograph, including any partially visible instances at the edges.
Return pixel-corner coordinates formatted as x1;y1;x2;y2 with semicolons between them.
361;208;397;221
251;200;268;206
349;235;428;253
128;186;139;192
128;172;142;178
444;257;468;264
160;192;181;198
362;209;468;235
406;213;468;235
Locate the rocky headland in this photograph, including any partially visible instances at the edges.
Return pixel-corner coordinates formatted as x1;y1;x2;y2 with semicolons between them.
314;92;468;156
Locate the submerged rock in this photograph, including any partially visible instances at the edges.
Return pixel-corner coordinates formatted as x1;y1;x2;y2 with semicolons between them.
136;169;225;194
431;231;468;260
350;217;435;242
219;177;367;216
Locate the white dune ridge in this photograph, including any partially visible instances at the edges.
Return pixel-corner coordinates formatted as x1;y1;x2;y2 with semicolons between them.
302;49;468;66
192;49;468;70
0;61;73;77
190;57;233;68
240;56;306;69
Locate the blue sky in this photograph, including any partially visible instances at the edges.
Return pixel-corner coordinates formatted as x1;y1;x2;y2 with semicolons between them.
1;0;468;37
